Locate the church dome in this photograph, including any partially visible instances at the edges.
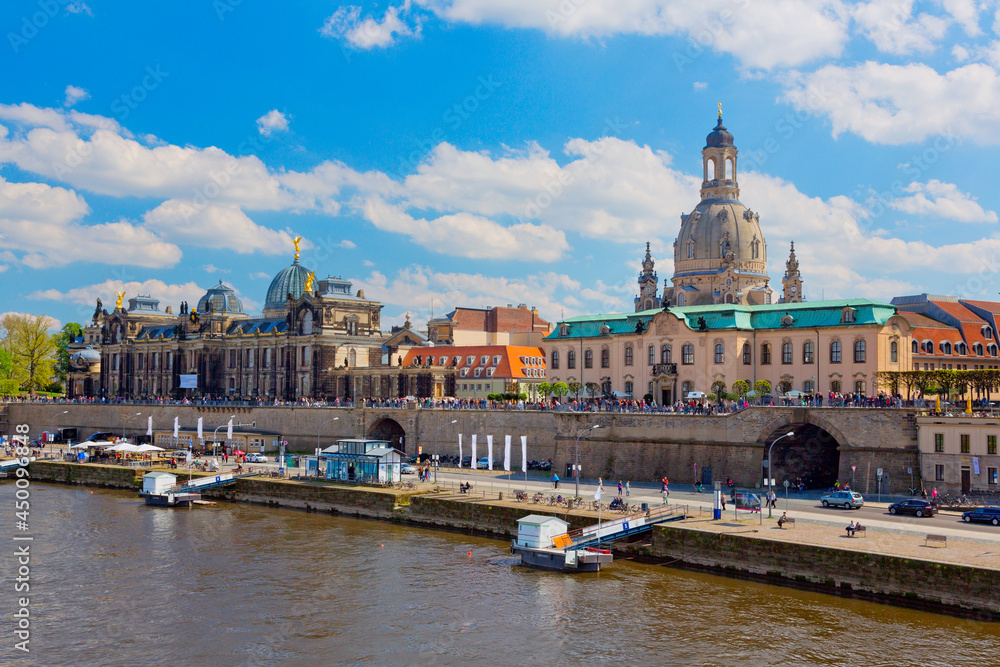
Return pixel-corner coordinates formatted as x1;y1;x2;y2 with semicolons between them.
705;116;733;148
675;201;765;272
197;281;244;314
264;259;311;312
70;346;100;367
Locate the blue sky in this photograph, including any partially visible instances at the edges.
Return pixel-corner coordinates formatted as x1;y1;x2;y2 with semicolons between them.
3;0;1000;331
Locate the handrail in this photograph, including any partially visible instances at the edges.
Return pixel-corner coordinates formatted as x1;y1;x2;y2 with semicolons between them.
558;503;685;544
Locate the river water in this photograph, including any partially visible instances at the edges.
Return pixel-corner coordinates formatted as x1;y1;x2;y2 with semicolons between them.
1;483;998;666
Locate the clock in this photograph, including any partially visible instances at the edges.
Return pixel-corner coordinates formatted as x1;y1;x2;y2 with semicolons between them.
790;285;798;293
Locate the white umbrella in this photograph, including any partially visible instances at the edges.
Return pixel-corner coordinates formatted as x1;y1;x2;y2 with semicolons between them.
134;444;164;453
106;443;140;452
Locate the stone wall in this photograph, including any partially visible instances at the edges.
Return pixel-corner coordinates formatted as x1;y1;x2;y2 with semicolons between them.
27;461;141;489
631;524;1000;619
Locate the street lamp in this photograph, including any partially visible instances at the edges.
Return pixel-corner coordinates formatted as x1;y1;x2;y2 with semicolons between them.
575;424;600;498
121;412;141;440
432;419;458;484
764;431;794;518
316;416;340;477
50;410;68;451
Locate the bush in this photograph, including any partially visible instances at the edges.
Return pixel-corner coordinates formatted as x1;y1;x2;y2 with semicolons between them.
643;393;654;402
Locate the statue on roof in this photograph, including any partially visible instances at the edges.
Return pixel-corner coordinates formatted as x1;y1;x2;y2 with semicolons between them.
292;236;303;260
697;316;708;331
304;271;315;293
189;308;199;325
93;297;102;322
114;290;125;310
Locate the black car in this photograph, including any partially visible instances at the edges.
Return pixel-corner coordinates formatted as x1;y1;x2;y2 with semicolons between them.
888;499;938;517
962;507;1000;526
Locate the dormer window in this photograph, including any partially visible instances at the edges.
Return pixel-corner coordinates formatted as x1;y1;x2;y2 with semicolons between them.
460;368;468;377
467;355;475;365
559;324;569;336
481;355;489;365
427;356;435;366
486;367;495;377
493;355;502;366
474;367;482;377
842;308;855;324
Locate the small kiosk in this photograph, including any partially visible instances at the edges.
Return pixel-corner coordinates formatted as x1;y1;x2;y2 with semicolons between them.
319;439;403;483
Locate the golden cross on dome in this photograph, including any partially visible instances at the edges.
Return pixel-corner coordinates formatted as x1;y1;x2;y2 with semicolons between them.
718;102;722;117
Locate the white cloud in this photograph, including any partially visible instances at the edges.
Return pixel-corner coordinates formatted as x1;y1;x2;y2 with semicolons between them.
362;259;376;267
417;0;849;70
249;271;271;279
203;264;231;273
256;109;290;137
142;201;298;255
890;180;997;223
63;85;90;108
693;82;708;91
782;61;1000;144
339;239;356;249
321;2;420;49
851;0;948;55
29;279;205;312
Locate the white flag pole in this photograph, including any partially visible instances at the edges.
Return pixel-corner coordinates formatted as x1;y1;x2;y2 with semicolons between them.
521;435;528;484
503;435;511;472
458;434;462;468
487;435;493;471
146;416;153;437
471;435;478;469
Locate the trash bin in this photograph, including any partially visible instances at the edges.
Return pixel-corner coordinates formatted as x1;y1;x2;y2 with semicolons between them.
641;502;648;511
713;508;722;520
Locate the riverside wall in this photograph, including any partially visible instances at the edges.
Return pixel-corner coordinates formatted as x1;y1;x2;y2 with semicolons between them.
5;403;919;487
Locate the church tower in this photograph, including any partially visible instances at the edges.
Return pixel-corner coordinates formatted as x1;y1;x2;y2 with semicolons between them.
635;242;659;312
782;241;804;303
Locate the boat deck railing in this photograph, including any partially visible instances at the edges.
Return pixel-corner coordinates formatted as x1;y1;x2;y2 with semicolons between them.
553;503;687;550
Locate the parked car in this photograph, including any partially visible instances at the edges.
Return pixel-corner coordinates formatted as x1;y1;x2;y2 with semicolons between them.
400;463;417;475
820;491;865;509
461;456;472;467
888;499;938;517
245;453;268;463
477;456;491;468
962;507;1000;525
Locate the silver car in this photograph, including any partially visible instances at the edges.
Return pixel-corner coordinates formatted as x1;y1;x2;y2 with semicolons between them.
820;490;864;509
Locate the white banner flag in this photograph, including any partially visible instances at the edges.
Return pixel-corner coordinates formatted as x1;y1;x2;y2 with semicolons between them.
594;486;602;501
471;435;478;469
458;434;462;468
503;435;511;472
173;416;179;438
185;450;192;464
487;435;493;471
227;418;233;440
521;436;527;473
146;416;153;436
197;417;203;439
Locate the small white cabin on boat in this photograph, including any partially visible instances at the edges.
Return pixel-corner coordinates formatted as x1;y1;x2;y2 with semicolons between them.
515;515;569;549
142;471;177;495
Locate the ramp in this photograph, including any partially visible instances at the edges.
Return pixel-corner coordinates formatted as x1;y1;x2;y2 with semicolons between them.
555;504;687;550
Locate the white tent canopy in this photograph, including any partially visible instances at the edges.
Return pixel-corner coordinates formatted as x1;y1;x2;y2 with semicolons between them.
134;444;164;453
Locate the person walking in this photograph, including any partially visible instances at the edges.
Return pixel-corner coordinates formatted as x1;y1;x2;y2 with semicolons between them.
617;480;623;497
553;473;560;490
932;487;938;501
625;480;631;497
720;493;727;511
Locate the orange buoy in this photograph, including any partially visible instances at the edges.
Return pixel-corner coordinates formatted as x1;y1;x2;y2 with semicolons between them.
467;551;472;556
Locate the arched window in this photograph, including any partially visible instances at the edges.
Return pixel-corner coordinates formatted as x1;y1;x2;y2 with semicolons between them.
677;292;687;306
601;349;609;368
584;349;593;368
714;343;724;364
567;350;576;369
348;348;357;366
551;350;559;369
890;341;898;362
706;157;716;181
803;341;814;364
752;238;760;259
781;342;793;365
687;240;695;259
624;346;634;366
682;344;694;365
830;341;842;363
991;344;999;357
803;379;814;393
681;380;693;396
742;343;751;365
831;380;842;393
661;345;672;364
854;340;866;363
761;343;772;365
912;340;919;354
974;343;984;356
624;381;634;397
855;380;866;394
648;345;656;366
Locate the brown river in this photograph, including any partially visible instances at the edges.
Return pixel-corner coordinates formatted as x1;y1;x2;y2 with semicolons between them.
1;483;998;666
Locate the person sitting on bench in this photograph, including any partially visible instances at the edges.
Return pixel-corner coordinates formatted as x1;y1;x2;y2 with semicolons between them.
846;520;857;537
777;512;788;528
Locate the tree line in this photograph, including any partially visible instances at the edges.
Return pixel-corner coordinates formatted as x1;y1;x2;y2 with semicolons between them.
874;370;1000;398
0;313;81;395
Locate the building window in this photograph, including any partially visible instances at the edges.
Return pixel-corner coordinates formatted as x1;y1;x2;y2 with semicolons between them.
831;380;841;393
803;341;814;364
842;309;855;323
781;342;792;365
742;343;751;365
661;345;672;364
912;340;918;354
854;340;866;363
687;240;694;259
681;380;692;396
682;344;694;365
988;467;998;485
229;350;237;368
989;435;997;455
601;349;609;368
584;349;593;368
714;343;724;364
551;351;559;369
854;380;865;394
803;379;814;393
934;434;944;452
567;350;576;369
830;341;842;363
935;464;944;482
961;434;970;454
624;381;633;396
761;343;772;365
890;341;898;362
648;345;656;366
940;341;952;355
624;346;634;366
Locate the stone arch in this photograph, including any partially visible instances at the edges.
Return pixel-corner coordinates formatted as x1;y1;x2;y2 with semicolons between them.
367;417;406;452
756;412;850;489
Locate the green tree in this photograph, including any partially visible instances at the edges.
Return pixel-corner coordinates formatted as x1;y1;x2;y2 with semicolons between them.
1;313;57;393
753;379;772;396
552;382;570;400
538;382;552;401
732;379;751;396
711;380;727;403
568;381;582;400
585;382;599;399
55;322;84;383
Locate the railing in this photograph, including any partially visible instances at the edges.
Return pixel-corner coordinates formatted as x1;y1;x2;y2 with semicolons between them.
555;503;686;548
652;363;677;376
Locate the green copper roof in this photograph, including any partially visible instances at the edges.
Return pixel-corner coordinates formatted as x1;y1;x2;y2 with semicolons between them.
544;300;898;340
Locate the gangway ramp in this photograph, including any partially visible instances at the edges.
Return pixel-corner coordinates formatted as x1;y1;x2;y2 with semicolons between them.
169;473;239;494
552;503;686;550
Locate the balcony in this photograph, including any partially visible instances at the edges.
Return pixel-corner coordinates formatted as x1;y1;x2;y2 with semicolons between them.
652;363;677;376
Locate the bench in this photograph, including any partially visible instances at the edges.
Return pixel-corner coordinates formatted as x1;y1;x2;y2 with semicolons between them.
925;534;947;548
845;525;866;537
777;517;795;528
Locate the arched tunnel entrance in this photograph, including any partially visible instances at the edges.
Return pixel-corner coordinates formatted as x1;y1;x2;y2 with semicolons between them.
763;423;841;490
367;418;406;453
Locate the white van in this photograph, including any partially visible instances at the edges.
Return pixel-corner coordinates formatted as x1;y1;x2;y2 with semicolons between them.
685;391;707;400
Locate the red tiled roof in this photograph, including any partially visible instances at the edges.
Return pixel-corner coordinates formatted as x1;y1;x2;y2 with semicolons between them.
401;345;547;380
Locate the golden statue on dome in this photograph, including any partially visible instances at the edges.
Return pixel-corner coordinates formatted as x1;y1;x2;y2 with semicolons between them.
304;271;315;293
114;290;125;310
718;102;722;117
292;236;303;260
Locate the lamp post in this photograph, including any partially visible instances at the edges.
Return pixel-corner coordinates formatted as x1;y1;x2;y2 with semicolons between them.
316;416;340;477
433;419;458;484
50;410;68;452
121;412;141;440
213;414;236;459
575;424;600;499
764;431;794;518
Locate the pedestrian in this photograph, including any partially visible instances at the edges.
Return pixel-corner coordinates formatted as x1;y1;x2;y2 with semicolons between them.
598;477;604;492
617;480;623;497
932;487;938;500
553;473;560;489
769;490;777;509
625;480;631;496
720;493;727;511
